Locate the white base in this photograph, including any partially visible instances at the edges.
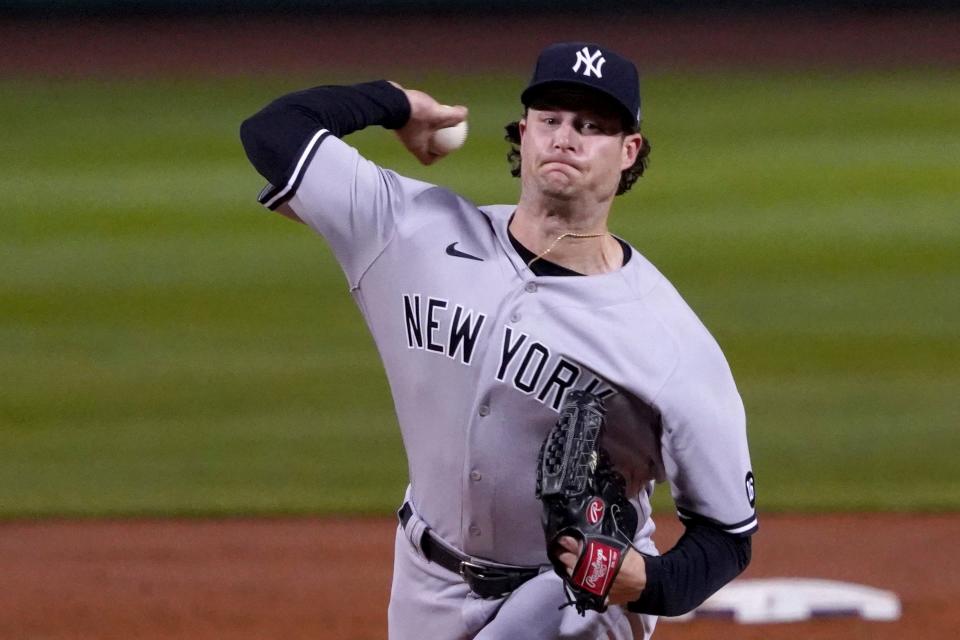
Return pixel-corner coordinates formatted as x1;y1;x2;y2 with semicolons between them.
661;578;901;624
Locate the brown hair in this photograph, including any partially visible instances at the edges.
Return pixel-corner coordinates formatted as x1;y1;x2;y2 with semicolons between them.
504;117;651;196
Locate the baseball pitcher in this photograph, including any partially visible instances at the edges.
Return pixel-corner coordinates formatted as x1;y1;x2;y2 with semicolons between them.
240;42;757;639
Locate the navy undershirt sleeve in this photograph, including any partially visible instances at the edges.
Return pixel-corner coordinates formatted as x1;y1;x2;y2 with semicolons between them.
628;523;752;617
240;80;410;190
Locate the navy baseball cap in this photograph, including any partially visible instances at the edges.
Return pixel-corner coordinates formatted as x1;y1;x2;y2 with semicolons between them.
521;42;641;129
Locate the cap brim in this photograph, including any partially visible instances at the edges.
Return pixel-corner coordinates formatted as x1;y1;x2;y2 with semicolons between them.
521;80;637;128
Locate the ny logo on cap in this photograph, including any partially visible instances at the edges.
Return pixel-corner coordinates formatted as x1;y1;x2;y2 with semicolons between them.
572;46;606;78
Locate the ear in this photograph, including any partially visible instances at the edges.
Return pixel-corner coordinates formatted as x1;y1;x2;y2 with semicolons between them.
620;133;643;171
519;118;527;140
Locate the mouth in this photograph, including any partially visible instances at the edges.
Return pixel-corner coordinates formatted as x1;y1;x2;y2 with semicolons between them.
541;158;582;173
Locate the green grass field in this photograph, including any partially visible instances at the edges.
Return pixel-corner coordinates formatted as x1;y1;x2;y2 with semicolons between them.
1;70;958;518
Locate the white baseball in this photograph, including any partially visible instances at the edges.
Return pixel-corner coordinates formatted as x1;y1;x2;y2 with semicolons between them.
430;119;468;154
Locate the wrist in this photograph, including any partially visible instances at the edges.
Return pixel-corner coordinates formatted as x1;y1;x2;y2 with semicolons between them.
625;554;661;612
621;548;648;597
608;547;648;606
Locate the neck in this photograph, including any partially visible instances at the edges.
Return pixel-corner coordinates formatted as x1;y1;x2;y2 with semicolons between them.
511;196;621;275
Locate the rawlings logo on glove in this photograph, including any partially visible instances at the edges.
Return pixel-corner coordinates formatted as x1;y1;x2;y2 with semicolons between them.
535;390;639;615
586;498;605;524
576;541;621;594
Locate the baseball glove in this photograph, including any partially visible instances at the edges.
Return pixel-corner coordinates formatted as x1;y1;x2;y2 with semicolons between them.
535;390;639;615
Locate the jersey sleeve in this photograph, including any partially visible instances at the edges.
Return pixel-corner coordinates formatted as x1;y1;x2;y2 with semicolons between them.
653;315;758;537
629;523;752;616
264;132;432;288
240;81;420;287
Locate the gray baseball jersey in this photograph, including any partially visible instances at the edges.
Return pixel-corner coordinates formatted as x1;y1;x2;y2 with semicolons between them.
259;128;756;634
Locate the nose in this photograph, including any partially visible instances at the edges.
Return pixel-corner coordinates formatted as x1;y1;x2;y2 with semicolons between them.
551;121;578;151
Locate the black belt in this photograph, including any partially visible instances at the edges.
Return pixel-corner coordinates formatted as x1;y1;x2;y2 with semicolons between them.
398;502;543;599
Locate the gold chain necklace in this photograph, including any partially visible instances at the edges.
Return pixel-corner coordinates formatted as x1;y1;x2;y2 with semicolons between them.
526;231;609;270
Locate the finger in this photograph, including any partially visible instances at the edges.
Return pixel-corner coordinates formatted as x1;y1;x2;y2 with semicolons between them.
421;155;440;166
402;135;438;166
552;536;583;576
416;151;438;166
432;104;468;128
556;551;577;575
556;536;582;554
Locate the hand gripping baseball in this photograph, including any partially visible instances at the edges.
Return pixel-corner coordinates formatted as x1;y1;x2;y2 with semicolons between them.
392;84;468;165
536;391;640;615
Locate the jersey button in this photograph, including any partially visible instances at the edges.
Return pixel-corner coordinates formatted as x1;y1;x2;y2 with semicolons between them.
524;282;537;293
478;405;490;417
470;470;482;481
469;525;482;536
510;312;521;323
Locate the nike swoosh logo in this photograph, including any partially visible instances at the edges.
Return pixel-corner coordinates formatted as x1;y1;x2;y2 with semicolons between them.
445;242;484;262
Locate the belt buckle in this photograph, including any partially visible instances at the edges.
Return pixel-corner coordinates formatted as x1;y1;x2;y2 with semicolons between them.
460;560;516;599
459;559;493;580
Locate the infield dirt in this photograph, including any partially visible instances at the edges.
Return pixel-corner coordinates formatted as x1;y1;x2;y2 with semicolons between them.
2;514;958;639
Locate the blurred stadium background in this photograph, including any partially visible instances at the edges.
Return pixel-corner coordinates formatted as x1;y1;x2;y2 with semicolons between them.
1;1;958;522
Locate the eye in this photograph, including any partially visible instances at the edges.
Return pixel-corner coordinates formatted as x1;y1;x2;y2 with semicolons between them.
581;118;611;134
